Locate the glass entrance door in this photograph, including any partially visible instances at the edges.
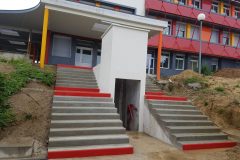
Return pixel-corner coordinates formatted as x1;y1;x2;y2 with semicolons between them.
146;54;155;75
75;47;93;67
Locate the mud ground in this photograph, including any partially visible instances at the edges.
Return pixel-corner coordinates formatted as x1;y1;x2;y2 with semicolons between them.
62;132;240;160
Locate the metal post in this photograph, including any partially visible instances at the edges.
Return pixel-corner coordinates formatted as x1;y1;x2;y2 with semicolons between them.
199;20;202;74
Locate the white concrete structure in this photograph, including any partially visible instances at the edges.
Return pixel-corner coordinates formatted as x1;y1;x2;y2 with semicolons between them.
94;24;148;131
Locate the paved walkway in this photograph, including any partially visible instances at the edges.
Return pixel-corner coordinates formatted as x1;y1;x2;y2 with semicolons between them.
60;131;240;160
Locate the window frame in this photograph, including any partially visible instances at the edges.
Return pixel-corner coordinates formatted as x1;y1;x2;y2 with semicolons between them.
163;20;172;36
210;29;220;44
176;22;186;38
192;0;201;9
160;51;170;69
175;54;185;70
211;1;219;13
222;31;230;46
223;4;230;16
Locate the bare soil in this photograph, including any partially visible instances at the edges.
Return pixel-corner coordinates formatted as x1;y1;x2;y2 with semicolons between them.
166;70;240;128
0;62;15;74
0;81;53;157
214;68;240;78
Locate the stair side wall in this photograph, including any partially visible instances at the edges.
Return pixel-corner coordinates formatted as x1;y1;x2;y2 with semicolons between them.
143;102;172;145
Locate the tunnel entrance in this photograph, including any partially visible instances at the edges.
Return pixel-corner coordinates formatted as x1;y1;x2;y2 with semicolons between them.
114;79;140;131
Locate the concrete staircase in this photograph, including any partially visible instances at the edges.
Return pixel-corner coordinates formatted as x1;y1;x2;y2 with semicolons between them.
48;64;133;159
145;76;237;150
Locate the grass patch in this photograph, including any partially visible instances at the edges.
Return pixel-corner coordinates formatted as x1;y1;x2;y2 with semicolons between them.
184;76;204;85
214;86;225;92
0;59;55;129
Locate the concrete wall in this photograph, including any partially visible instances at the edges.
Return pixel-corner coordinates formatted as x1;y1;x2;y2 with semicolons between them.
143;103;172;145
104;0;145;16
98;24;149;132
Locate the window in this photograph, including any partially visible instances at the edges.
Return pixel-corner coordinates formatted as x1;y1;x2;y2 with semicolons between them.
161;52;170;69
223;4;230;16
190;25;200;40
163;21;172;35
223;31;230;45
233;34;240;48
192;0;201;9
211;1;219;13
234;7;240;19
52;35;72;58
176;23;186;38
210;29;219;43
178;0;186;5
175;55;185;70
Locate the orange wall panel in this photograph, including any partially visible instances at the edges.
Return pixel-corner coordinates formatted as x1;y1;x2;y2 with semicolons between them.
202;26;211;42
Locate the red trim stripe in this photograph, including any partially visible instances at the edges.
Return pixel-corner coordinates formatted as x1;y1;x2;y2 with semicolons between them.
57;64;93;70
55;86;99;92
54;91;111;97
145;95;187;101
183;141;237;150
48;146;133;159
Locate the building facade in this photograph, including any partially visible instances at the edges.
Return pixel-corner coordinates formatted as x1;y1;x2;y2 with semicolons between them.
146;0;240;77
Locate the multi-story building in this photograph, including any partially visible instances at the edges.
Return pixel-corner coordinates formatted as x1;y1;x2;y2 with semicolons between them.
0;0;238;159
146;0;240;77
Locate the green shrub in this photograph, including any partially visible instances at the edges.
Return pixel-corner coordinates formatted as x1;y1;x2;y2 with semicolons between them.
215;86;225;92
201;66;212;76
0;59;55;129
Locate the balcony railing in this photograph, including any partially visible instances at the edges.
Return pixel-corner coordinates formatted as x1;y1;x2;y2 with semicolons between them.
146;0;240;30
148;35;240;60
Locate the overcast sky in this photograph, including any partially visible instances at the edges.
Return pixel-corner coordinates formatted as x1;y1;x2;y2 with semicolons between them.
0;0;40;10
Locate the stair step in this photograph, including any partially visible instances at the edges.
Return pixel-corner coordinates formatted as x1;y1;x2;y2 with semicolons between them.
49;127;125;136
57;74;95;78
57;64;92;70
164;120;214;126
172;133;228;141
149;100;192;105
51;119;123;128
146;95;188;101
167;126;221;133
178;140;237;150
53;96;112;102
53;101;114;107
52;106;117;113
51;113;120;120
154;109;202;115
150;104;196;110
56;80;97;85
57;70;94;74
48;134;129;147
54;91;111;97
157;114;208;120
48;144;133;159
54;87;99;93
145;92;164;95
56;77;96;82
55;83;98;88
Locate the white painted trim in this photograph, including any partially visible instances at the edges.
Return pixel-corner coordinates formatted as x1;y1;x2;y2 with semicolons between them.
42;0;167;31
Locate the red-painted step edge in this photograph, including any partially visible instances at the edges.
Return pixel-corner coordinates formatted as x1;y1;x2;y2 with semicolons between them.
145;95;187;101
55;86;99;92
145;92;164;96
48;146;133;159
57;64;93;70
54;91;111;97
183;141;237;150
